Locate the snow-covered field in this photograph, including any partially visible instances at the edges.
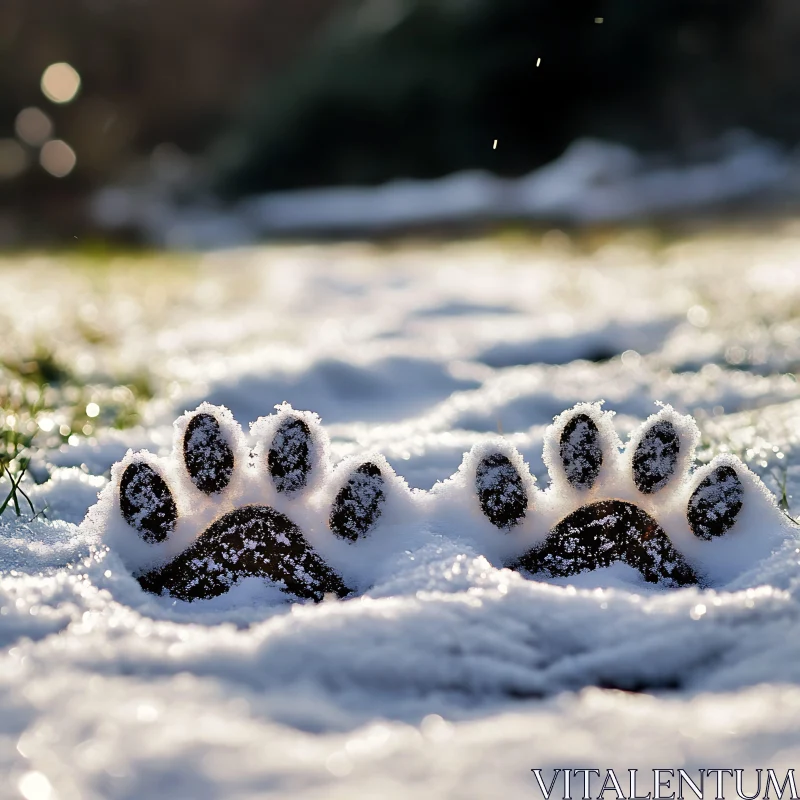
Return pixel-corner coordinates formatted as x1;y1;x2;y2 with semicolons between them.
3;226;800;798
92;132;800;247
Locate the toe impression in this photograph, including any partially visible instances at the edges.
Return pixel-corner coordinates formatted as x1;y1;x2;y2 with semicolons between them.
329;462;386;541
475;452;527;530
687;465;744;540
268;417;314;495
183;412;235;495
120;461;177;543
632;419;680;494
560;413;603;490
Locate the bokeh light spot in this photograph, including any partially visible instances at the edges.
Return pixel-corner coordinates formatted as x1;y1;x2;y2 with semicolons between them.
15;107;54;146
18;771;54;800
0;138;27;179
687;305;710;328
621;349;641;368
41;62;81;104
40;140;77;178
325;751;352;777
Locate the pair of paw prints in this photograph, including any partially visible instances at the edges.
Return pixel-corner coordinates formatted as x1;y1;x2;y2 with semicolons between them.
103;401;793;603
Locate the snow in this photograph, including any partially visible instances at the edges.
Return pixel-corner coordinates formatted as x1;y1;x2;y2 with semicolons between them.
3;231;800;796
90;131;799;246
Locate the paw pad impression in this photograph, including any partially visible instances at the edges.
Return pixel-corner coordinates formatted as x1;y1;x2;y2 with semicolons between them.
138;505;349;602
519;499;697;587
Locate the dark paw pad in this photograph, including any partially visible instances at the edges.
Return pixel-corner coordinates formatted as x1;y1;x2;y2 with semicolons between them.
183;413;235;495
268;417;313;495
119;462;178;543
687;465;744;540
560;413;603;490
632;419;680;494
516;500;697;586
137;505;351;601
475;452;527;530
329;462;386;541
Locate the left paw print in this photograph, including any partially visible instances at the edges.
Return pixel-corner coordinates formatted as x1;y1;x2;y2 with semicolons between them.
100;403;400;602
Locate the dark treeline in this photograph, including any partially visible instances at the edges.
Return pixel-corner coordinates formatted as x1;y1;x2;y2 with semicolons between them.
2;0;800;241
216;0;800;195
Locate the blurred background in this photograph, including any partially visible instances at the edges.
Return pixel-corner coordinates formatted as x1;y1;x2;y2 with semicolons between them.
4;0;800;246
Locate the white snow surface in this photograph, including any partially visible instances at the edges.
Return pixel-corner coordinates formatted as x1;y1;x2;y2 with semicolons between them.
4;235;800;797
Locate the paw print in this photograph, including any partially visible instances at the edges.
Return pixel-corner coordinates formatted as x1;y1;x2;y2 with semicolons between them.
101;403;402;602
454;402;794;586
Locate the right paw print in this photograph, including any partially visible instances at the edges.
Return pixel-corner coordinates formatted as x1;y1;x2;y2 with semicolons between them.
102;403;403;602
444;402;795;586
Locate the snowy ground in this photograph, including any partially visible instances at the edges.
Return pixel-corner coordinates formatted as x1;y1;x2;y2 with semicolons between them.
3;226;800;798
92;132;800;247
